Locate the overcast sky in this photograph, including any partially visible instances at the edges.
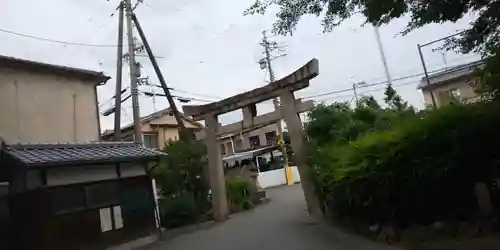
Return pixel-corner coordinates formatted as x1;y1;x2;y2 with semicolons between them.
2;0;480;130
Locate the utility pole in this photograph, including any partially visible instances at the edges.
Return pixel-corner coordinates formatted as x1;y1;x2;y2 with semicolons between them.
125;0;142;144
113;1;125;141
373;24;393;86
131;13;190;142
418;44;437;108
260;31;289;168
352;83;358;106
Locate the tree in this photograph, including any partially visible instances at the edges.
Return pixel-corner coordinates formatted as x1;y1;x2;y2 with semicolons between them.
245;1;500;96
305;86;416;146
154;140;209;209
384;84;410;111
244;0;499;55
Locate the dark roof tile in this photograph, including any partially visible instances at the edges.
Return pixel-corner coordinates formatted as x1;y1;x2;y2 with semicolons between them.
4;141;165;167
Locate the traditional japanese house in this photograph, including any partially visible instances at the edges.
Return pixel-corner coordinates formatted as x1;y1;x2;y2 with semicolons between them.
0;141;165;250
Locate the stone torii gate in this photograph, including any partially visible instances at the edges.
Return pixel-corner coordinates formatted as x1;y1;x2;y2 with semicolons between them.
183;59;322;221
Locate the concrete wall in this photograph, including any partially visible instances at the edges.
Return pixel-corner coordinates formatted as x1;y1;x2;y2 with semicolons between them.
0;67;100;143
257;168;287;188
257;166;300;189
422;77;480;108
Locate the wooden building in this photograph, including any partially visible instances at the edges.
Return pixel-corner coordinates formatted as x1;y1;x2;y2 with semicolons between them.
0;141;165;250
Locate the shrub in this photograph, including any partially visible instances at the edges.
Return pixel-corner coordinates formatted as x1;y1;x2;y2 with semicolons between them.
154;140;211;228
159;192;199;228
314;102;500;227
226;176;254;212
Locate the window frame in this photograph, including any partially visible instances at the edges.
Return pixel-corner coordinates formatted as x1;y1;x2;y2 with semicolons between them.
142;133;159;149
249;135;261;149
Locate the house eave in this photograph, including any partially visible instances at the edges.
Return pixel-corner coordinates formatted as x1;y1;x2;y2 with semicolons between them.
0;54;111;84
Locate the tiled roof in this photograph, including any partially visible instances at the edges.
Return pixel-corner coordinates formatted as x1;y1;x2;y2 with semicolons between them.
3;142;165;167
101;107;203;137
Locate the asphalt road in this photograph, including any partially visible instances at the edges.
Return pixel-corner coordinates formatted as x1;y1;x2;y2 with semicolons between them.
147;184;399;250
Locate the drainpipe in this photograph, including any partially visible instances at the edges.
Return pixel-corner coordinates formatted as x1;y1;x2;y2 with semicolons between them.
73;94;78;142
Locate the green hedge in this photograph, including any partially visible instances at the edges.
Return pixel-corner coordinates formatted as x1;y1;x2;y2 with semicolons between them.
314;102;500;226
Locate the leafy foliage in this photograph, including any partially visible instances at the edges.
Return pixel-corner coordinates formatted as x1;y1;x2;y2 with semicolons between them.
305;86;500;226
159;193;199;228
244;0;499;54
154;140;211;227
313;102;500;226
305;85;416;146
305;86;418;216
476;46;500;100
226;176;255;212
244;0;500;98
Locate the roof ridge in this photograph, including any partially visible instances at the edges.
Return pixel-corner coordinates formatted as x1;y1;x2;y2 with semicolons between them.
7;141;139;150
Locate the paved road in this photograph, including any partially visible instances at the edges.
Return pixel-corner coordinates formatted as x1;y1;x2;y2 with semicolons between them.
147;184;398;250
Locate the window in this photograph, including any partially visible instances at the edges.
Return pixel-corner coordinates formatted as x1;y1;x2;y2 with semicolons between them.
99;205;123;232
249;136;260;149
439;88;461;105
438;91;451;105
143;133;159;149
450;88;461;98
234;138;243;151
265;132;277;145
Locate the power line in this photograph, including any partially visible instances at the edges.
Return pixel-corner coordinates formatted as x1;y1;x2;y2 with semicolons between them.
302;67;448;100
314;80;420;102
141;90;214;103
0;27;124;48
140;81;222;100
170;88;222;100
99;87;130;108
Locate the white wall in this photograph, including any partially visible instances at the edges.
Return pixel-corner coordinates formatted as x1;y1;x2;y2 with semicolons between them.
45;164;146;187
257;168;287;188
46;165;117;186
290;166;301;183
257;166;301;188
